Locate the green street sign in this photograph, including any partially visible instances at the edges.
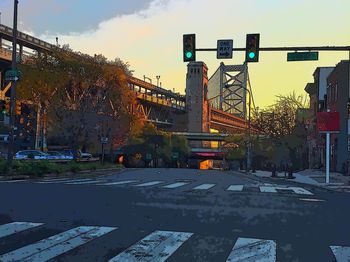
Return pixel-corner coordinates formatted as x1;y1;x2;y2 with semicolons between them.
172;152;179;159
287;52;319;62
146;153;152;160
4;69;22;81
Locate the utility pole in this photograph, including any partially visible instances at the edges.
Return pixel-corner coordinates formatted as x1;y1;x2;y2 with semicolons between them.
7;0;18;169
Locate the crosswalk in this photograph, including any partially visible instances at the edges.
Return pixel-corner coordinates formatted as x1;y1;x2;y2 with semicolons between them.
0;221;346;261
0;178;314;196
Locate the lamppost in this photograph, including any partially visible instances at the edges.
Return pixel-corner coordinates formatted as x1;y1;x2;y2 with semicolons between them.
143;75;152;84
156;75;160;87
7;0;18;169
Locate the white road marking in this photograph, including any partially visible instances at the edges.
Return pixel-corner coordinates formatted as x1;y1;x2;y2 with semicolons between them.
134;181;163;187
41;178;73;182
286;187;313;195
330;246;350;262
65;180;104;185
259;186;313;195
0;226;116;262
0;222;43;238
0;180;27;183
299;198;326;202
259;186;278;193
98;180;139;186
36;178;92;184
162;182;189;189
227;185;244;191
193;183;216;190
108;230;193;262
226;237;276;262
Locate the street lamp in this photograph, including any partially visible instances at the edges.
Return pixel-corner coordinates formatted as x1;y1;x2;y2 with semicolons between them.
143;75;152;84
156;75;160;87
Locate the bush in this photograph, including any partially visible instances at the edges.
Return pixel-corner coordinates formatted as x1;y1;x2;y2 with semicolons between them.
13;160;60;177
68;163;82;173
0;159;7;174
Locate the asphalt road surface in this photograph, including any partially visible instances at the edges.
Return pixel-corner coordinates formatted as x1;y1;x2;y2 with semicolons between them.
0;168;349;261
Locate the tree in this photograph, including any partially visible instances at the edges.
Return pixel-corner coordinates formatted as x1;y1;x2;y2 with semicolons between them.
251;92;309;169
16;47;139;154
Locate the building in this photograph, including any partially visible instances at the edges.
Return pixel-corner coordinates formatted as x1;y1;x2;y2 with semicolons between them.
305;67;334;169
326;60;350;173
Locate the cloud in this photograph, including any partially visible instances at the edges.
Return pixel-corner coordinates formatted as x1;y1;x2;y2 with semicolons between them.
31;0;350;107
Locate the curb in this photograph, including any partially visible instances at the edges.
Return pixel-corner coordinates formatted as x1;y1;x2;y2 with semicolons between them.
0;167;125;181
246;171;347;193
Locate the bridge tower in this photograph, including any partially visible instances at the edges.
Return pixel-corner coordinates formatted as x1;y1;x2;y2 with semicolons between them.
186;62;210;133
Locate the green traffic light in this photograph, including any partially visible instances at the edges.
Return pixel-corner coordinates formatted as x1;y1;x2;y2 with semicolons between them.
249;52;256;59
185;51;193;59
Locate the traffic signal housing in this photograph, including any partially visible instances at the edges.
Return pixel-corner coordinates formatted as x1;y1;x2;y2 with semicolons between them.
183;34;196;62
245;34;260;63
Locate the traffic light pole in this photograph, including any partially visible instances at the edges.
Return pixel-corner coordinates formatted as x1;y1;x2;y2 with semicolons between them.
7;0;18;169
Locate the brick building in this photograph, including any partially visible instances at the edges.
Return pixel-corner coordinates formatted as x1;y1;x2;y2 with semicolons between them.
305;67;334;169
326;60;350;173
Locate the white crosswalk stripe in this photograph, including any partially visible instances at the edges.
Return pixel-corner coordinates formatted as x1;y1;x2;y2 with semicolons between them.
0;226;117;262
35;178;93;184
0;221;346;261
193;183;216;190
0;222;43;238
0;180;27;183
65;180;105;185
108;230;193;262
226;237;276;262
134;181;164;187
330;245;350;262
98;180;140;186
162;182;189;189
259;186;313;195
227;185;244;191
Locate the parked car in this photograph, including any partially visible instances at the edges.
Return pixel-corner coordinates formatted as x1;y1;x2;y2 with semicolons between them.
61;149;92;159
14;150;49;160
46;151;73;160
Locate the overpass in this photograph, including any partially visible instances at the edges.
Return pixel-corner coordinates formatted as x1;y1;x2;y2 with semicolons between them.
0;23;254;134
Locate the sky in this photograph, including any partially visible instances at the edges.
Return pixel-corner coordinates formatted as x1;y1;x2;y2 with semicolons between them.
1;0;350;108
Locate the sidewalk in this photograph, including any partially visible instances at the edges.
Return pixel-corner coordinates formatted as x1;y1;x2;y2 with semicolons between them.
250;169;350;191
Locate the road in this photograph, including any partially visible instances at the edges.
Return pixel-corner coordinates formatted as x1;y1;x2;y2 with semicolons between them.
0;168;349;261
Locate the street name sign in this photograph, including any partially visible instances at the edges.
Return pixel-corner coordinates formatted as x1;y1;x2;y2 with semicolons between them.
217;39;233;59
4;69;21;81
287;52;319;61
100;137;108;144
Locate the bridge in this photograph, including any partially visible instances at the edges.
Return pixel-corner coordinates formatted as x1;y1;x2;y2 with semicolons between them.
0;23;255;135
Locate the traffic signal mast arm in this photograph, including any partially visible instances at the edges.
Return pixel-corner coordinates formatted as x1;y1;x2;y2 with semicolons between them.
196;46;350;52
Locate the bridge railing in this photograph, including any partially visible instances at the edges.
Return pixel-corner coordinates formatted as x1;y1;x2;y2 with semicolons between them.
0;24;54;51
134;91;186;111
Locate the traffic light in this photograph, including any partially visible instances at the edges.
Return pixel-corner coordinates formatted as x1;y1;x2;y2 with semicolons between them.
183;34;196;62
245;34;260;63
15;101;21;115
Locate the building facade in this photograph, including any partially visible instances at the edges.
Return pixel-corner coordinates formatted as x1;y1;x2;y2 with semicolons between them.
305;67;334;169
326;60;350;173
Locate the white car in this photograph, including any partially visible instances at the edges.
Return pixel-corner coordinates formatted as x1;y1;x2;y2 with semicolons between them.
14;150;49;160
46;151;73;160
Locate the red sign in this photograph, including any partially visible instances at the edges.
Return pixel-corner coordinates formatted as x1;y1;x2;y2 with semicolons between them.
317;112;340;132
